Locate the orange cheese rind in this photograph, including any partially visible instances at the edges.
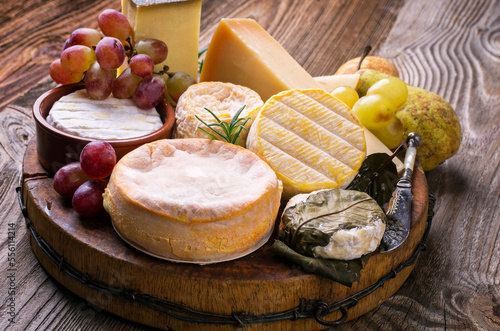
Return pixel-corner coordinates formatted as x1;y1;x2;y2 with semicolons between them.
103;138;282;263
173;81;263;147
247;89;366;200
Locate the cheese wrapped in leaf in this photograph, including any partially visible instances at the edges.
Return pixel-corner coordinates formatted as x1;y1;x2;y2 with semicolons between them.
278;189;386;260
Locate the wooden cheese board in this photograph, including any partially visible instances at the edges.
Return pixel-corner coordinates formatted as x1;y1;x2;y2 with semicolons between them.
20;137;430;330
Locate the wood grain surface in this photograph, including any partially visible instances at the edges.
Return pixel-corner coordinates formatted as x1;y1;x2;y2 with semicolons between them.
1;0;499;330
19;136;429;330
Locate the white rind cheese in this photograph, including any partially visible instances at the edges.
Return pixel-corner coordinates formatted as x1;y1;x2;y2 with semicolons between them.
103;138;283;264
283;189;386;261
312;219;385;260
47;90;163;139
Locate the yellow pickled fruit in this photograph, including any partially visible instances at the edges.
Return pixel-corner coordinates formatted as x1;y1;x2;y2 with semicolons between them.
330;86;359;108
352;94;395;130
370;116;404;149
366;76;408;109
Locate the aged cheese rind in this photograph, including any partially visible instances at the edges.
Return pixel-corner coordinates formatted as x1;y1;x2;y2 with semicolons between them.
47;90;162;139
199;18;321;101
103;138;282;263
173;82;263;146
247;89;366;200
122;0;202;79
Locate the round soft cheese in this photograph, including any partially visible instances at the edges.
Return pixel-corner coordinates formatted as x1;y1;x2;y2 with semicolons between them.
280;189;386;260
247;89;366;200
173;82;263;147
103;138;282;264
47;89;163;140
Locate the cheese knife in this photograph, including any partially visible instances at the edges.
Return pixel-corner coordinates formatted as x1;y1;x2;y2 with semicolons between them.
380;132;421;253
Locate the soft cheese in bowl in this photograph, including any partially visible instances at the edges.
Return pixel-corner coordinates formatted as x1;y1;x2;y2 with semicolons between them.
103;138;283;264
46;89;163;140
33;83;175;175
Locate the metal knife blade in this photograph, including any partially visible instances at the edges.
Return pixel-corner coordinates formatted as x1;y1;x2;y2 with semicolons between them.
380;132;421;253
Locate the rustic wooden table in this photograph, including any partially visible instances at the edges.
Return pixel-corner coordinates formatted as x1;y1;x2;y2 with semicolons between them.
1;0;499;330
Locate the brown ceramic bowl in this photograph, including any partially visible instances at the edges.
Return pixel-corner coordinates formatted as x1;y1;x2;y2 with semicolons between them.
33;83;175;175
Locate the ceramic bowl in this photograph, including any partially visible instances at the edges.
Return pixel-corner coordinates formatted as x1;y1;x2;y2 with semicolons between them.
33;83;175;175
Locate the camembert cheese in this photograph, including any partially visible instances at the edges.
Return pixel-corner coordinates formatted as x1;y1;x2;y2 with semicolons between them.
121;0;202;79
174;82;263;146
47;90;163;139
247;89;366;200
282;189;386;260
199;18;321;101
103;139;282;263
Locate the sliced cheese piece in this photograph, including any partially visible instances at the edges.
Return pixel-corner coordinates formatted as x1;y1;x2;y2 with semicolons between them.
174;82;263;146
103;139;282;264
199;18;321;101
47;90;162;139
314;74;360;93
247;89;366;200
122;0;202;79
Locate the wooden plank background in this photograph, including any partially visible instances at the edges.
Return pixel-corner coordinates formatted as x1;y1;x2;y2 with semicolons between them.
1;0;499;330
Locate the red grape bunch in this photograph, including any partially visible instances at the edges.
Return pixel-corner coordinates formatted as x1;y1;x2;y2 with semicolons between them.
53;141;116;217
49;9;196;109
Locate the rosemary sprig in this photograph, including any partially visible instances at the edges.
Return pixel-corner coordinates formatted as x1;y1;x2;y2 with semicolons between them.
198;46;208;75
195;105;251;145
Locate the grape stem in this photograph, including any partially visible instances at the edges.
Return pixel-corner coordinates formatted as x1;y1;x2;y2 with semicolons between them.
124;37;135;60
152;66;170;77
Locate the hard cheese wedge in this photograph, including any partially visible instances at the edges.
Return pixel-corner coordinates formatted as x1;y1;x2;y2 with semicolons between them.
122;0;202;79
199;18;321;101
247;89;366;200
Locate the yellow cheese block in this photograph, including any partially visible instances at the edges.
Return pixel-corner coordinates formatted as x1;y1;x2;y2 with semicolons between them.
247;89;366;200
199;18;321;101
122;0;202;79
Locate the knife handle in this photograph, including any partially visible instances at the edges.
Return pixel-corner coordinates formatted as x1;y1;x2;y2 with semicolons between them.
400;132;421;187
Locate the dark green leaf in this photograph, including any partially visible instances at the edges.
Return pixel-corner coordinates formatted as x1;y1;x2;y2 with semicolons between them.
347;153;400;207
270;240;370;287
279;189;386;258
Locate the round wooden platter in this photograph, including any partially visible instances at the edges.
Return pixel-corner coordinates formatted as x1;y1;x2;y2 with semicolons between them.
20;138;429;331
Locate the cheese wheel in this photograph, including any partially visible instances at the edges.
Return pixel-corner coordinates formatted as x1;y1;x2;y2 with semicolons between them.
103;138;282;263
173;82;263;147
282;189;386;261
47;89;162;139
247;89;366;200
